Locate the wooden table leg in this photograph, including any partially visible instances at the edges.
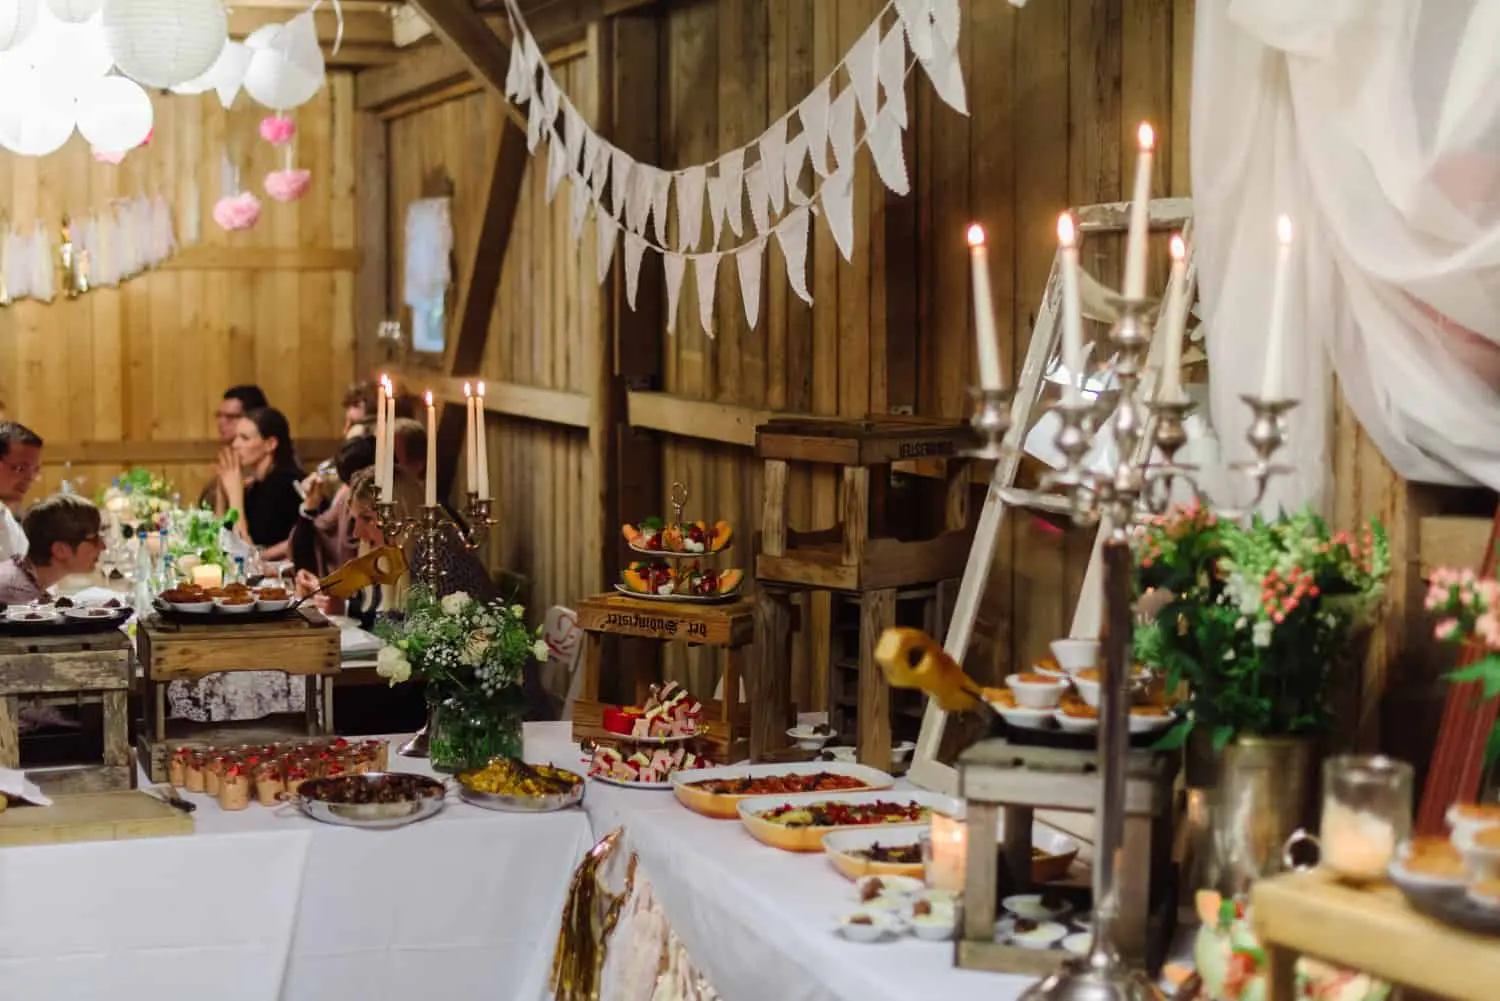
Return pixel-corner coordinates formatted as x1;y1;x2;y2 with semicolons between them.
305;675;319;735
0;695;18;768
751;588;793;761
1265;944;1297;1001
964;803;1001;941
153;681;166;742
322;675;336;733
1003;805;1036;895
857;588;896;772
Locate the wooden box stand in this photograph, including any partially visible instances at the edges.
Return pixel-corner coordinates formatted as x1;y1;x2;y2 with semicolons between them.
0;630;134;793
135;608;340;781
571;593;787;763
755;416;974;769
956;738;1179;976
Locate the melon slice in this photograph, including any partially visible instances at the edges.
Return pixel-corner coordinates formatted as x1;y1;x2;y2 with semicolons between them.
709;520;733;552
717;569;744;594
621;567;652;594
1195;889;1222;928
622;523;642;546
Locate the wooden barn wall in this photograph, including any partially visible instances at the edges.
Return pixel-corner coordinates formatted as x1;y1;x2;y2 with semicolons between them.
0;75;360;503
383;50;605;620
645;0;1195;702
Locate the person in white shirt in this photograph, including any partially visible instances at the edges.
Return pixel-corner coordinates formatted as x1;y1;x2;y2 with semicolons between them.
0;422;42;561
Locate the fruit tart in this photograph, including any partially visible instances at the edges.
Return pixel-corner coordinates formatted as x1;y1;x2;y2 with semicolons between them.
622;517;733;555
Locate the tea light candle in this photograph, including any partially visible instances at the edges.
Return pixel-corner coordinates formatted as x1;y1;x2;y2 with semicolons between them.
191;563;223;589
927;813;969;893
1321;800;1397;881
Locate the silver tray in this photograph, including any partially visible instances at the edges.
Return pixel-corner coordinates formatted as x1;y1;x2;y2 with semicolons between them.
1389;861;1500;935
291;772;447;830
456;773;585;813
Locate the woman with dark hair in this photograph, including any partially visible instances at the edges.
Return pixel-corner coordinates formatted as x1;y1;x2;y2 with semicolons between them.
219;406;303;560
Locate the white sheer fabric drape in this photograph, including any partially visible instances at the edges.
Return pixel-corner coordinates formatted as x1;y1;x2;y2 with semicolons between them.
1193;0;1500;513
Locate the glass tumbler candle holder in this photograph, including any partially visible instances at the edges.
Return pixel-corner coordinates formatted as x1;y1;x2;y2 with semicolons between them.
1287;755;1413;882
922;813;969;894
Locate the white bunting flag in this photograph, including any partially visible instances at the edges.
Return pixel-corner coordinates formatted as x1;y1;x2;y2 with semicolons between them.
759;117;788;217
736;239;764;329
545;129;568;203
522;32;542;77
744;163;772;236
828;87;858;175
540;74;560;122
526;99;544;152
664;252;686;334
920;37;969;116
706;170;732;248
627;164;656;235
675;165;708;251
719;148;746;237
878;26;908;129
563;102;585;166
694;251;720;338
799;79;832;178
869;102;910;196
845;22;881;130
611;148;633;219
581;129;600;185
651;170;673;247
624;232;647;310
784;133;810;206
570;173;589;240
595;210;617;285
589;135;609;203
932;0;960;49
820;164;855;261
505;37;528;100
775;206;812;305
894;0;935;61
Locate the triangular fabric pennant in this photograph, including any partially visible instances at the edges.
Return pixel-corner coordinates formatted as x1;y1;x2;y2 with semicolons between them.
627;163;656;235
651;170;673;247
758;117;789;217
588;135;609;202
736;239;764;329
595;210;618;285
624;232;647;310
705;171;731;248
844;22;881;130
744;163;772;236
878;26;909;129
505;36;528;100
932;0;960;49
894;0;935;61
820;164;855;261
563;102;586;167
581;125;600;182
522;32;542;76
611;148;633;219
540;74;561;122
526;100;544;152
775;206;812;306
868;102;910;195
784;133;810;206
719;148;746;238
694;252;720;338
570;173;590;240
920;37;969;116
663;252;687;334
798;78;832;178
675;165;708;251
828;87;858;175
545;129;569;203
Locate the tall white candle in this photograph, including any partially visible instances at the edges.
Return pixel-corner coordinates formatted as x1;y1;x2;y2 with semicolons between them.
463;382;477;490
1122;122;1155;300
966;224;1004;391
1159;234;1188;401
1057;213;1085;405
424;391;437;507
475;381;490;500
383;386;396;497
1261;215;1294;400
374;375;389;502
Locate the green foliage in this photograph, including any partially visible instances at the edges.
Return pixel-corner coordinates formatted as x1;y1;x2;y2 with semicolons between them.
374;587;545;704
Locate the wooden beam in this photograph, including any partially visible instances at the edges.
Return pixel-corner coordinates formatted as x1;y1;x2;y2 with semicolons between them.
164;246;362;271
43;438;344;466
626;391;772;449
387;370;591;428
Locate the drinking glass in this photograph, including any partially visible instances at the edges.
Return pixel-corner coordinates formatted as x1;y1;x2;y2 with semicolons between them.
1285;755;1413;882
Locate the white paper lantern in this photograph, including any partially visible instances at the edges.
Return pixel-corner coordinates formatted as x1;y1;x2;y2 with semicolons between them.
9;2;58;65
102;0;225;89
242;11;323;111
0;0;41;51
0;60;75;155
37;13;112;95
170;36;247;108
76;74;151;151
45;0;100;22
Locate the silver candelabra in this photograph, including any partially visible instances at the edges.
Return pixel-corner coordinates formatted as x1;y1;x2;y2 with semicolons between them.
968;299;1294;1001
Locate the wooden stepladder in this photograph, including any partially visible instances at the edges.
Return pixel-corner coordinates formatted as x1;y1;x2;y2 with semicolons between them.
907;197;1196;795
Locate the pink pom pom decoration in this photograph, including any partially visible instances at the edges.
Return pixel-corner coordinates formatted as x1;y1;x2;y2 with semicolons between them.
92;147;127;165
258;115;296;146
213;192;263;231
263;169;311;203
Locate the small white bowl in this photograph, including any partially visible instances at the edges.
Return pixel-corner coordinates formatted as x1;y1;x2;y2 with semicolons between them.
1061;931;1092;955
1007;920;1068;950
1003;893;1074;922
788;725;835;750
856;874;925;902
1072;911;1094;930
1006;673;1068;710
1033;660;1068;679
1072;673;1101;708
214;597;256;615
825;746;857;763
168;599;214;614
996;704;1055;731
1452;826;1500;880
1447;803;1500;838
1053;708;1098;733
1128;709;1174;734
909;911;957;941
891;741;916;764
838;911;903;943
255;597;291;613
1467;884;1500;913
1050;639;1099;675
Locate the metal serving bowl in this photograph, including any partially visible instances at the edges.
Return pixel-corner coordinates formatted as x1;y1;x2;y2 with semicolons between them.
290;772;447;830
455;764;586;814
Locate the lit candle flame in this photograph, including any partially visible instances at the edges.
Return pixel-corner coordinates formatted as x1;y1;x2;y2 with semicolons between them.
1138;122;1154;151
966;223;985;248
1057;212;1076;248
476;380;485;397
1277;215;1293;244
1170;234;1185;260
464;381;472;397
424;390;433;407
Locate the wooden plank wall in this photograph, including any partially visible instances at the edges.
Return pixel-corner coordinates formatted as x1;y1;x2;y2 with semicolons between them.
0;76;359;502
384;51;605;618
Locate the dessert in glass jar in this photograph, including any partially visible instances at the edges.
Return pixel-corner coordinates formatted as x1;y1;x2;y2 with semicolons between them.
219;765;252;810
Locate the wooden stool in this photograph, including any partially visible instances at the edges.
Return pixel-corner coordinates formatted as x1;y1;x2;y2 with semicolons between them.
755;416;974;767
571;593;789;763
0;629;133;793
135;608;340;781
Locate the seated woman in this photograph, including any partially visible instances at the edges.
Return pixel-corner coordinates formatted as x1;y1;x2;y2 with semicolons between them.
293;468;552;719
218;407;303;563
0;494;103;604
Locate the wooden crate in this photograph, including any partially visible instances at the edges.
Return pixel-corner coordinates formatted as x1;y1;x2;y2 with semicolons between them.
570;593;788;762
0;629;133;793
0;790;193;845
135;608;340;781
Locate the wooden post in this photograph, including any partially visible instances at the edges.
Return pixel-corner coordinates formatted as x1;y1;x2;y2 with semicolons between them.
857;588;897;773
752;587;794;760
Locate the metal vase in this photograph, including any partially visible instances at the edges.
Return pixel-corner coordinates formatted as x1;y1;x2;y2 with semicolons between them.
1212;736;1317;894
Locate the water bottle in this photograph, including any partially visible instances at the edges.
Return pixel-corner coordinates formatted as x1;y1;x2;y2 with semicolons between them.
132;528;154;614
233;556;247;585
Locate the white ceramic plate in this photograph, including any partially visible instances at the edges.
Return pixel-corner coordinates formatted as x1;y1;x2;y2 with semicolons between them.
598;731;697;746
983;697;1055;730
6;607;60;623
62;607;126;621
626;540;732;558
1128;711;1174;734
1053;709;1098;733
612;584;742;604
590;773;679;790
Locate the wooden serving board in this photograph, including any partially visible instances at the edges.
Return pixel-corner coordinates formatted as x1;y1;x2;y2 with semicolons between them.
0;790;193;846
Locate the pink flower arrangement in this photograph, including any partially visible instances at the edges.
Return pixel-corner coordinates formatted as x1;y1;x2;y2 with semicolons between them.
213;192;263;231
92;147;126;165
259;115;296;146
264;169;311;203
1427;567;1500;649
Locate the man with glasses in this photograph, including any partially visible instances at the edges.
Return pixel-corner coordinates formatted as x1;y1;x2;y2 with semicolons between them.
0;421;42;562
199;385;269;510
